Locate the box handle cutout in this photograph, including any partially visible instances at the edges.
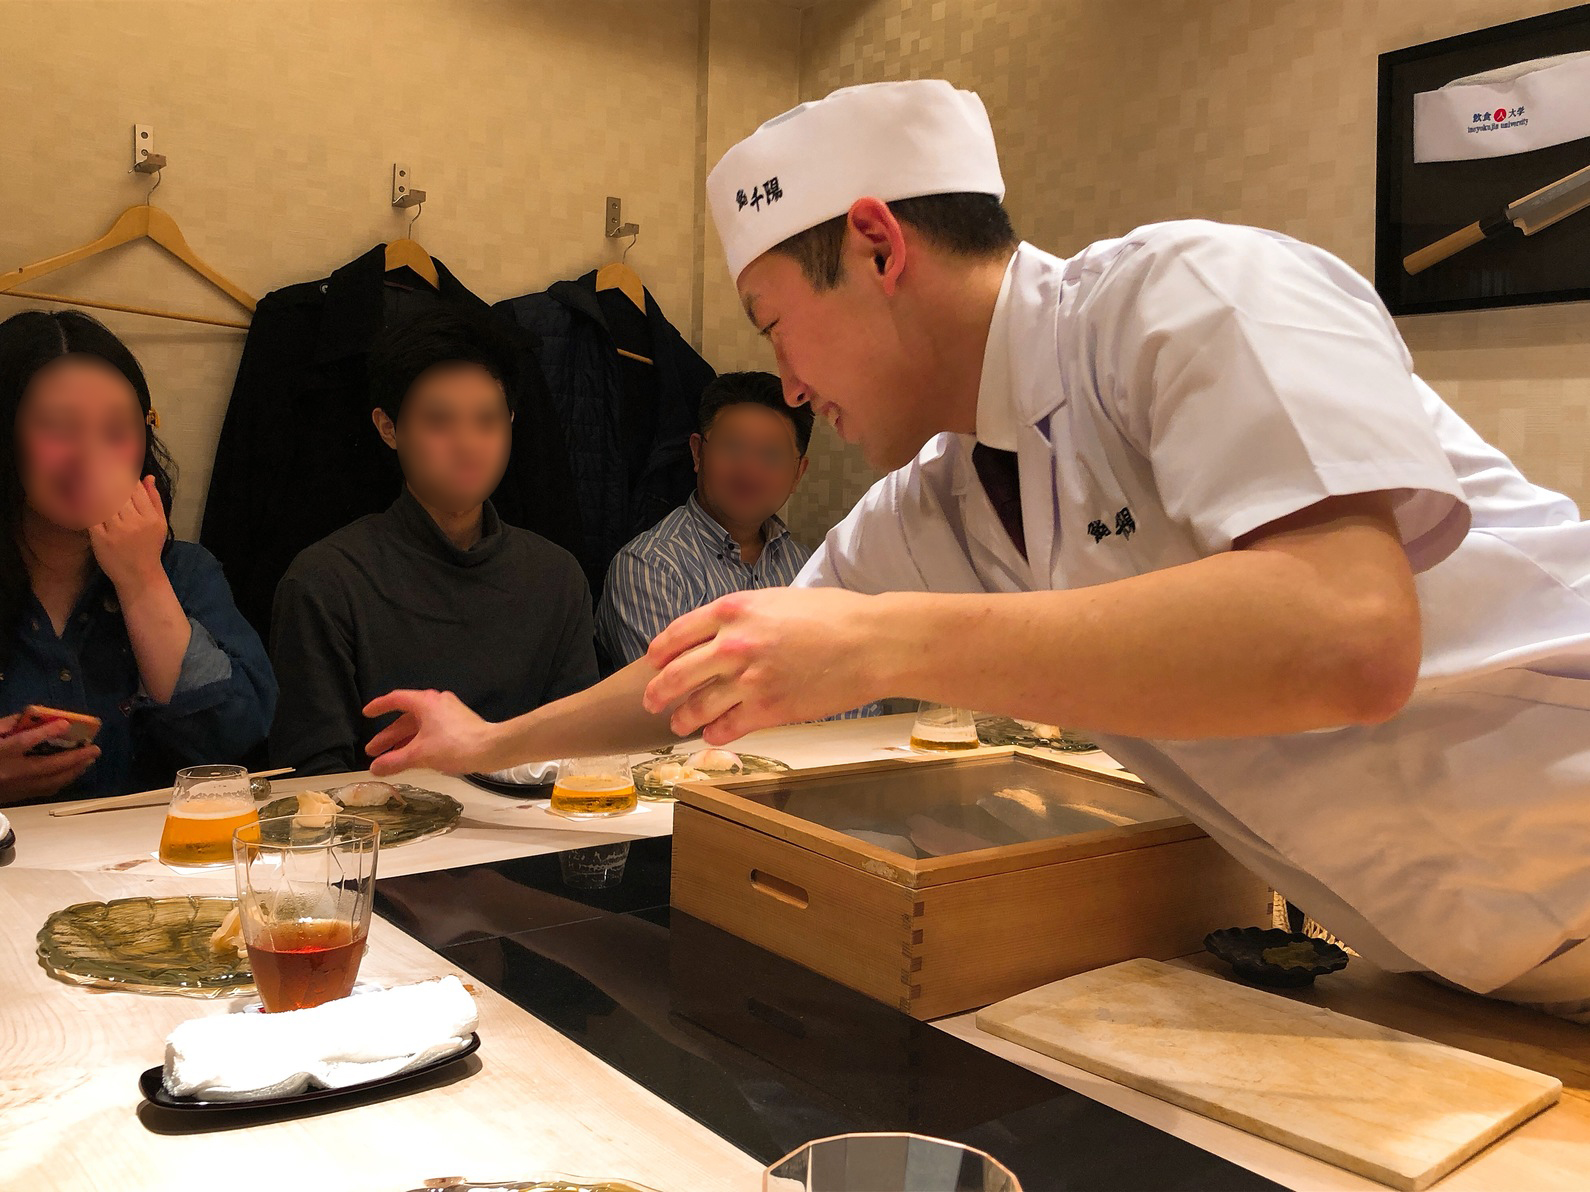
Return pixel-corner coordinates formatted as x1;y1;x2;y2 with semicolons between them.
749;869;809;908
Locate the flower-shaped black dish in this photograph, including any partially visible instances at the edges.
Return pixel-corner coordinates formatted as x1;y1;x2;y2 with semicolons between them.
1205;926;1349;988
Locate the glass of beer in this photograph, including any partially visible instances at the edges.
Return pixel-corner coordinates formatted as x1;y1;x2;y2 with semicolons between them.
909;703;981;752
550;754;638;819
232;814;380;1013
157;764;258;867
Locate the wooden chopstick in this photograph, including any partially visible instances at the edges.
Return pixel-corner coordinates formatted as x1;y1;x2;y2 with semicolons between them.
48;767;295;817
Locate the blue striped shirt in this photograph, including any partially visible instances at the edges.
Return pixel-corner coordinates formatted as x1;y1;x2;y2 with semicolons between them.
596;494;810;668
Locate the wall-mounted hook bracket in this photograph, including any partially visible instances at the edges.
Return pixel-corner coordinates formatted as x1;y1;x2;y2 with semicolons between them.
393;163;427;209
131;124;166;174
605;195;639;238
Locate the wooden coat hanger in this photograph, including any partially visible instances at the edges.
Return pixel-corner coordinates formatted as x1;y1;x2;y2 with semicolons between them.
595;228;651;364
0;173;257;330
384;200;439;289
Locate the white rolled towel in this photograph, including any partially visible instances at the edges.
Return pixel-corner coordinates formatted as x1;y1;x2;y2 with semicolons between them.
163;976;479;1101
480;760;559;785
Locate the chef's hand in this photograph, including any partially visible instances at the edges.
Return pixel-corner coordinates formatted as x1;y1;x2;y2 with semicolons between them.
0;715;101;804
643;588;883;743
362;689;507;777
89;476;168;592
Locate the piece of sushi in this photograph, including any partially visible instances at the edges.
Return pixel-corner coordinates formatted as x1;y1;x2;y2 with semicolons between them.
649;761;710;786
685;748;743;773
335;780;400;807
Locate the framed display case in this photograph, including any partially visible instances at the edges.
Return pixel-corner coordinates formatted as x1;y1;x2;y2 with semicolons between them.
1375;5;1590;315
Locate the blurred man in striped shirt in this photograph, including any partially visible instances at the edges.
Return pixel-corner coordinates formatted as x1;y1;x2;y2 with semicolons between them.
597;372;813;670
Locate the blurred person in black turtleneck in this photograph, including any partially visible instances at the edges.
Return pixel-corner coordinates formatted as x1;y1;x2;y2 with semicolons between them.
268;308;596;776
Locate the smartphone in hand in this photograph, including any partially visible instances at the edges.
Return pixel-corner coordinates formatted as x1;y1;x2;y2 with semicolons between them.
1;705;103;756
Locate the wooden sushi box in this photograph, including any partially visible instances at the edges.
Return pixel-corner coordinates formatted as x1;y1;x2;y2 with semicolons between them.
670;748;1269;1020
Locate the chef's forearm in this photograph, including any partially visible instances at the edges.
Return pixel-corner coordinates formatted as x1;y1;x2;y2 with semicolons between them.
871;512;1420;740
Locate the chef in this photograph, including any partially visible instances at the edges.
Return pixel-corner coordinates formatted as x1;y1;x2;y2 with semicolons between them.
366;80;1590;1019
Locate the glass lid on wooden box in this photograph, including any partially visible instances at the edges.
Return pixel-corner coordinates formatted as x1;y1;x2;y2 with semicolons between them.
721;752;1179;860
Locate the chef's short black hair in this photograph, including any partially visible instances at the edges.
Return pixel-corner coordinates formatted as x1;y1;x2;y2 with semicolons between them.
699;370;814;457
368;307;519;421
770;192;1017;290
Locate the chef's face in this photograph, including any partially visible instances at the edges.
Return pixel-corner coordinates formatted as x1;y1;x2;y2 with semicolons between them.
15;357;147;531
736;214;948;471
376;362;512;510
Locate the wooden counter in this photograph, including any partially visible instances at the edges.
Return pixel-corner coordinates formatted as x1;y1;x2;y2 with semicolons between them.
6;715;1588;1190
0;717;929;1192
0;869;760;1192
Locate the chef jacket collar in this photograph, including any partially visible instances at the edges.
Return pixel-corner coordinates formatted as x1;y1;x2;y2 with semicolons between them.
974;251;1021;452
974;243;1066;453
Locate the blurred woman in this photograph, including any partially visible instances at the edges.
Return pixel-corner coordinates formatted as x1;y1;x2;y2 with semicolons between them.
0;309;274;803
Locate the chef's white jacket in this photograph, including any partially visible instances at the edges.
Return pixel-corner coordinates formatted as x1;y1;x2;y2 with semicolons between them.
796;221;1590;1004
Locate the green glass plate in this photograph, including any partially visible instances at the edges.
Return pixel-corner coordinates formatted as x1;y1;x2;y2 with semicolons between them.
37;895;253;997
631;752;791;802
974;715;1098;753
261;783;462;848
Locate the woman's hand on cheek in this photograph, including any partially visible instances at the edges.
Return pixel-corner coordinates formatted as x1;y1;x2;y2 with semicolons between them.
89;475;168;591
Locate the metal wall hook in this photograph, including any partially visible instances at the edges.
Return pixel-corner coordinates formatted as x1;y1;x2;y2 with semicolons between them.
392;163;427;210
605;195;639;242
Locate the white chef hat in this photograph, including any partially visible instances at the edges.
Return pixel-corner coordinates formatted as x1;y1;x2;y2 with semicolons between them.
707;79;1006;282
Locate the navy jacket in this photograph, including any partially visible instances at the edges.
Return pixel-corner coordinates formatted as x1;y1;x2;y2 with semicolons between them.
495;273;714;596
201;245;583;642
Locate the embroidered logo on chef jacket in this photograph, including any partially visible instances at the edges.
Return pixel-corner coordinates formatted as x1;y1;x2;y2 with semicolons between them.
736;177;784;212
1086;507;1136;543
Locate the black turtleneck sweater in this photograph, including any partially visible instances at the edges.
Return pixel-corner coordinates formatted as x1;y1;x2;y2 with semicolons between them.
268;490;596;775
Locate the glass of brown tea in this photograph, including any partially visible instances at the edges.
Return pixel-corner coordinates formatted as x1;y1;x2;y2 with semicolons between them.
158;764;258;867
231;814;380;1013
550;754;638;819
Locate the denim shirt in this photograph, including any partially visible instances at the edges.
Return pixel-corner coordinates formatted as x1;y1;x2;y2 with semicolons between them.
1;541;277;800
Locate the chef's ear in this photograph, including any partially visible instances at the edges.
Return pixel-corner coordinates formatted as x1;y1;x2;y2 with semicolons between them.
371;407;399;450
845;197;906;295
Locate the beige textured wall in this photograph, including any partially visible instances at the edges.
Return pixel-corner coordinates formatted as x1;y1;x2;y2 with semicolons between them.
791;0;1590;541
699;0;804;372
5;0;1584;551
0;0;740;540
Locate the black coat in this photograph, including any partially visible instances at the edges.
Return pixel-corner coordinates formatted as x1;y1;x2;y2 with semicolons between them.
495;273;714;597
201;245;583;640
